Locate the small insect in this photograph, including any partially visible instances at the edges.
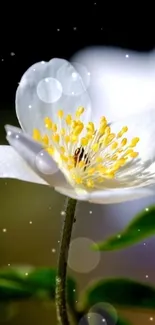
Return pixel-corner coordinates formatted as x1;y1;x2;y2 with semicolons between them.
74;147;90;168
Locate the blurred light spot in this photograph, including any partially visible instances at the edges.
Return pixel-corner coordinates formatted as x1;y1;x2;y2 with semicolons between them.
71;62;90;90
61;211;66;216
125;54;129;58
52;248;56;253
89;210;92;214
68;237;100;273
2;228;7;233
150;317;154;321
10;52;15;56
29;221;32;224
37;77;62;103
57;62;87;96
35;149;59;175
79;313;107;325
28;105;32;108
145;207;149;212
25;273;28;276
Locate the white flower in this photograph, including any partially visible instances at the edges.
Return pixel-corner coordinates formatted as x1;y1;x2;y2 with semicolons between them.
1;57;155;204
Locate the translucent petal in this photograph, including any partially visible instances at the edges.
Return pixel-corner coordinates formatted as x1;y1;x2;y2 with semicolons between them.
5;125;70;189
0;145;47;185
55;186;154;204
72;47;155;122
110;108;155;166
16;58;92;135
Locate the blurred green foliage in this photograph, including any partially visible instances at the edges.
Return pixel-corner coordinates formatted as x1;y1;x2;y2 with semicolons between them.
92;205;155;251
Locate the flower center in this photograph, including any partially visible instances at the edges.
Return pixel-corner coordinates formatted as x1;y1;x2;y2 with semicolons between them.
32;107;139;190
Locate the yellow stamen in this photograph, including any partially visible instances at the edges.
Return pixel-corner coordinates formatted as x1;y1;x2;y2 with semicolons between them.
76;106;85;117
32;109;140;191
33;129;41;141
57;110;64;118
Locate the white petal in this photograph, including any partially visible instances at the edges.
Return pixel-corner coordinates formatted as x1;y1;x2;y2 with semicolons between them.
5;125;70;189
87;187;154;204
55;186;90;201
72;47;155;122
111;108;155;166
0;145;47;185
16;58;92;135
55;185;154;204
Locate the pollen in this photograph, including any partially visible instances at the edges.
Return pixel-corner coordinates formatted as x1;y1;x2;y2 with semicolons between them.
32;107;140;191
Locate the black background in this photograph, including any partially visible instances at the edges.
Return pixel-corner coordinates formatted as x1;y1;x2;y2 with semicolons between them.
0;2;154;109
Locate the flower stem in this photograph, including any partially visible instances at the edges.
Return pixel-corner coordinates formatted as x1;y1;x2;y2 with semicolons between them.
56;198;77;325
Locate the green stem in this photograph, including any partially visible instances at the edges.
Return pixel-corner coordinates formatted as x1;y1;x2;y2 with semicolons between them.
56;198;77;325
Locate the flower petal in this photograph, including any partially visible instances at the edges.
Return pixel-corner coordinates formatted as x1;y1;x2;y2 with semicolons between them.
87;187;154;204
55;186;90;201
72;47;155;122
110;108;155;167
5;125;70;189
0;145;47;185
55;185;154;204
16;58;92;135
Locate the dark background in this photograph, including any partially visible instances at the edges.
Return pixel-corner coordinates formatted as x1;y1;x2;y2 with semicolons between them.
0;2;154;109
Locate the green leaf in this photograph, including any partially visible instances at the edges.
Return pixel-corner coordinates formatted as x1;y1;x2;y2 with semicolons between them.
81;278;155;311
0;279;33;300
0;266;77;309
92;205;155;251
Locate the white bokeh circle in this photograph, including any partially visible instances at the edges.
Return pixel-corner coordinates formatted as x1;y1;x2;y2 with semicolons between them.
79;312;107;325
16;58;92;135
71;62;90;90
56;61;87;96
35;149;59;175
37;77;62;103
68;237;100;273
89;303;118;325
